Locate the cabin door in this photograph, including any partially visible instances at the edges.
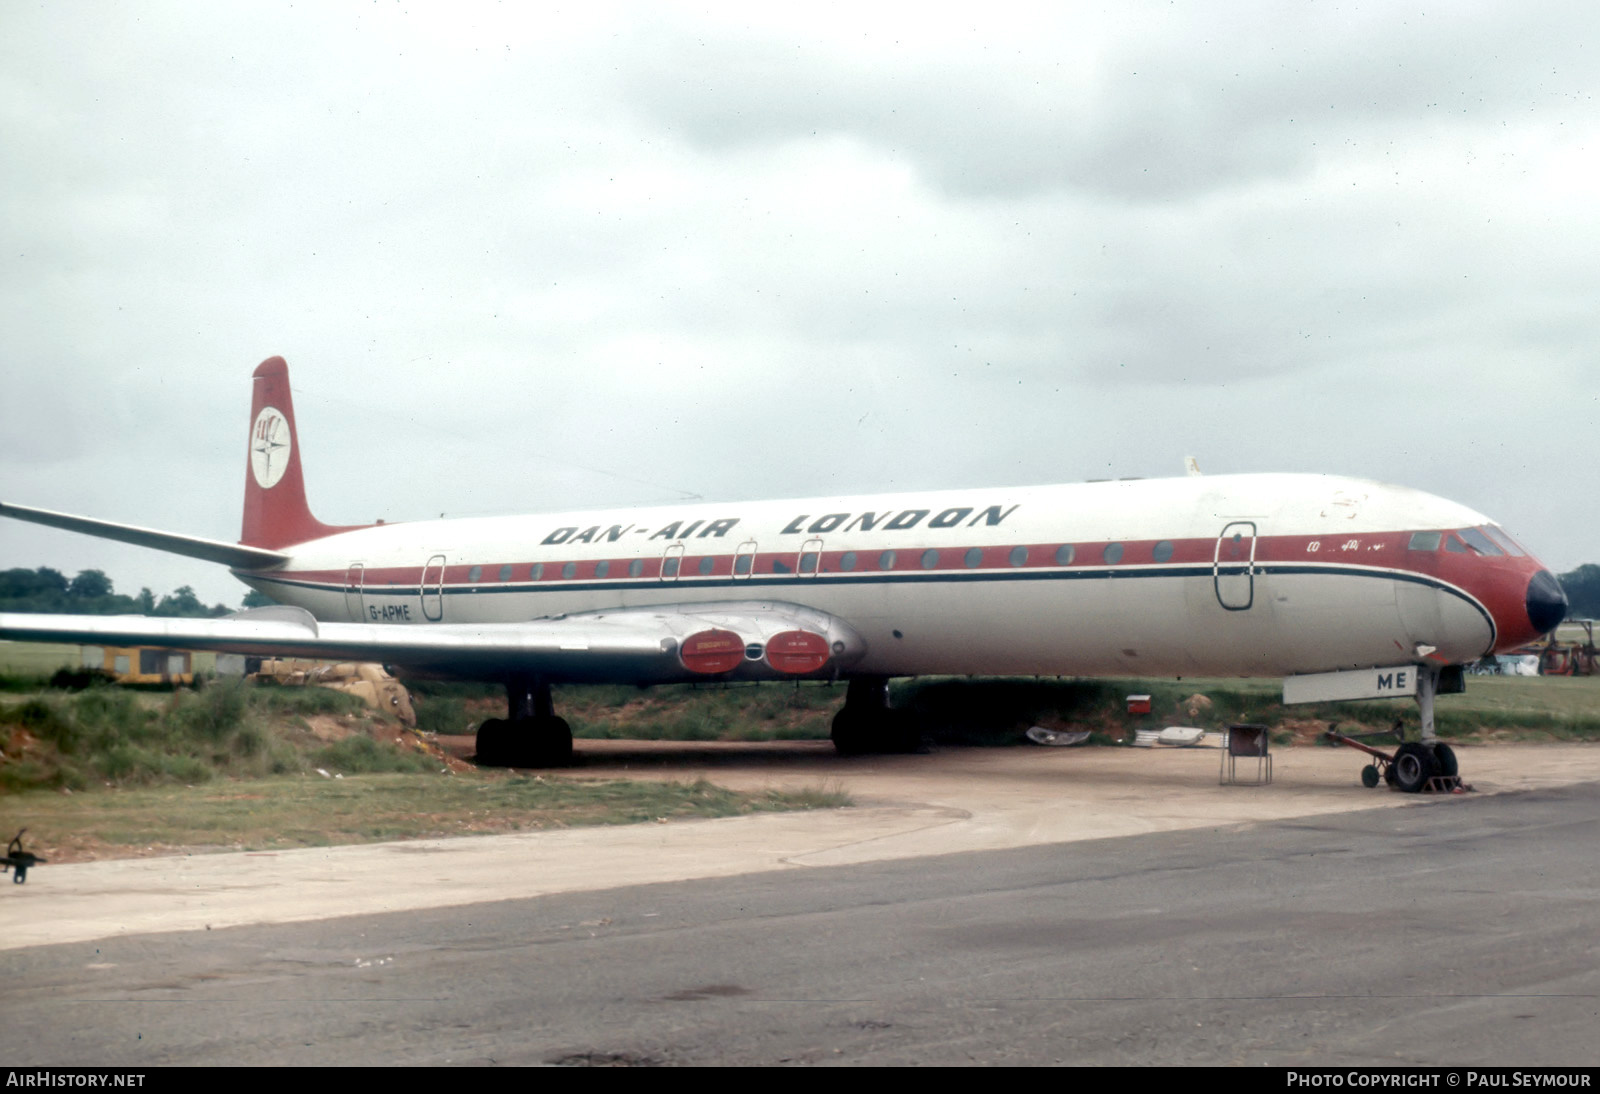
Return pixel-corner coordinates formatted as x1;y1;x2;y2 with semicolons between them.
660;543;685;582
733;540;758;579
344;564;366;621
797;537;823;578
1213;522;1257;611
421;555;446;621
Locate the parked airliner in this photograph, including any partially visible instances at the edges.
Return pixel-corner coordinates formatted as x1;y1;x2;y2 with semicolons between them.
0;357;1567;784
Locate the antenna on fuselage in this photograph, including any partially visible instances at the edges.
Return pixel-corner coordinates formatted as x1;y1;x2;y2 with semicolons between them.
1184;456;1203;477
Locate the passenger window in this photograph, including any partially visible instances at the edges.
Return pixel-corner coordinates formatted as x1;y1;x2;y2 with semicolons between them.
1010;546;1028;567
964;547;982;568
734;554;752;575
1152;541;1174;563
921;549;940;569
698;557;715;575
1055;545;1074;565
628;559;643;577
878;550;897;570
1407;531;1443;552
467;565;482;583
1103;543;1124;564
498;564;512;582
663;558;680;577
561;562;576;579
840;552;857;571
800;552;819;574
530;563;543;580
595;560;610;578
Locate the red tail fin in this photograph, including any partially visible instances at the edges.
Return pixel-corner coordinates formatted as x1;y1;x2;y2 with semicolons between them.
241;357;364;549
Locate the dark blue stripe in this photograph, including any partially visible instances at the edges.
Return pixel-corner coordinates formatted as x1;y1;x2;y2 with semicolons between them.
253;561;1493;639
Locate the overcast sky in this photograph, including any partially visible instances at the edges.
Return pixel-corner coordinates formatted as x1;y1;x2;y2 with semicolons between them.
2;0;1596;608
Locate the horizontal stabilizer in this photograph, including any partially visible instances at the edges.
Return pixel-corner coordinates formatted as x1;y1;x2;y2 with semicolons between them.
0;600;866;685
0;501;287;571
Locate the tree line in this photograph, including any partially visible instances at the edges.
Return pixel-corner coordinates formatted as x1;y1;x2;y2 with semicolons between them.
1560;564;1600;621
0;567;240;617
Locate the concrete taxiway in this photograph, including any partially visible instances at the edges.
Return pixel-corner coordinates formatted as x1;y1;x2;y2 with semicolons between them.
4;741;1596;950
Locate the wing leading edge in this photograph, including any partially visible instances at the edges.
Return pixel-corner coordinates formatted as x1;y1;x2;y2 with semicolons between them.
0;601;867;685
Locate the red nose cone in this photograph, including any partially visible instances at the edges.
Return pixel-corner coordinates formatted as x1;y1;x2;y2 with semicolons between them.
680;629;744;675
765;630;831;675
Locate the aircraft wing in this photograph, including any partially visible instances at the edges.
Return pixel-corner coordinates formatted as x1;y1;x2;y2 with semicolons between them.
0;601;866;684
0;501;289;570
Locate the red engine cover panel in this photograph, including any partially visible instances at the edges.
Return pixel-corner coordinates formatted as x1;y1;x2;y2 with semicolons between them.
765;630;830;675
680;628;744;675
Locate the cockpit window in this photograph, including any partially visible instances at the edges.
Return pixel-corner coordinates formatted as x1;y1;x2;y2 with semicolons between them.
1481;525;1525;557
1444;534;1468;553
1457;527;1503;556
1407;531;1442;552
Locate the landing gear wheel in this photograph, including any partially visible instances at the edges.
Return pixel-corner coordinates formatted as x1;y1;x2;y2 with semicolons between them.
1432;742;1459;778
830;708;873;756
830;708;921;755
474;718;512;767
520;716;574;768
1361;764;1381;789
1392;741;1438;793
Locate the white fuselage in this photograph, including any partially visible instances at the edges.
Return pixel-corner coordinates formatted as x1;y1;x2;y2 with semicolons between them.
240;473;1512;682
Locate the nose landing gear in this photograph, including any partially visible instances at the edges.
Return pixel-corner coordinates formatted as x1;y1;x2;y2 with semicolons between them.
1328;730;1469;794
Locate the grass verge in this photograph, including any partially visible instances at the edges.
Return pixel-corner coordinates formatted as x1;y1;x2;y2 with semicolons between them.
0;773;852;863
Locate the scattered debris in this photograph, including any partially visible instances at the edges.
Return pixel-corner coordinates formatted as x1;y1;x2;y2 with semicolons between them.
252;659;416;724
1133;726;1208;748
1026;726;1090;746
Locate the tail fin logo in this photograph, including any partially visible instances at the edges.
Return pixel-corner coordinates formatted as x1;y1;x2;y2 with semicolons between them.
250;406;292;489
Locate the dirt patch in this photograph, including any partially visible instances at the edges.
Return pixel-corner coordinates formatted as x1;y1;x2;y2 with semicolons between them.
292;714;473;773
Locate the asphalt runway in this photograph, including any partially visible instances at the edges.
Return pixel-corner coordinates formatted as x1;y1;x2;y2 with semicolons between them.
3;766;1597;1066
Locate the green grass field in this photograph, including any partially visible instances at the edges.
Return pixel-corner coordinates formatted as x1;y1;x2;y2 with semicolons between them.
0;773;849;861
0;641;218;678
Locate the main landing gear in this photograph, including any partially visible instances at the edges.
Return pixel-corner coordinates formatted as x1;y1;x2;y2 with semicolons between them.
830;676;923;756
474;677;574;768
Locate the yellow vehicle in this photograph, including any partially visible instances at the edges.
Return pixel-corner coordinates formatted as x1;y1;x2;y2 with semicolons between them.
81;645;194;685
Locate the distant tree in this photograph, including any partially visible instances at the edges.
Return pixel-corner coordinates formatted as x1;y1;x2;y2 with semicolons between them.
68;569;114;600
137;588;157;614
1558;565;1600;620
154;586;206;617
241;589;277;608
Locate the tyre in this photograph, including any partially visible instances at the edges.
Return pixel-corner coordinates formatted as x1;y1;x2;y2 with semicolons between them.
1361;764;1381;788
1432;742;1458;778
1392;742;1438;793
474;718;511;766
830;708;871;756
523;716;574;767
831;708;921;755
